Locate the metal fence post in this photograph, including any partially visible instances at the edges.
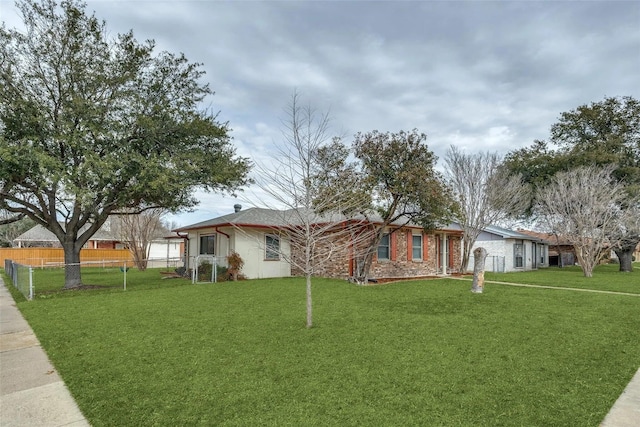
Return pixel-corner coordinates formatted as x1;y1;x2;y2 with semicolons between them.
28;267;34;300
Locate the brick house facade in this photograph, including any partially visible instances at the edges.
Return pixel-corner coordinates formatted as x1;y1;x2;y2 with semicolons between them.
177;207;464;281
289;224;463;280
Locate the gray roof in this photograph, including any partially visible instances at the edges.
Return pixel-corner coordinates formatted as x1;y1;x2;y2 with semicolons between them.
174;208;290;231
13;225;58;242
481;224;542;241
14;223;118;243
174;207;462;233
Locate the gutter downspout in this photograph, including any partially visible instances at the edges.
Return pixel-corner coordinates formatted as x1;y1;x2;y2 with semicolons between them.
215;227;232;264
215;227;230;239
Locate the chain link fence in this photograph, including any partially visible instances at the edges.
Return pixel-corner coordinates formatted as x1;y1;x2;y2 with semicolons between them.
4;259;34;300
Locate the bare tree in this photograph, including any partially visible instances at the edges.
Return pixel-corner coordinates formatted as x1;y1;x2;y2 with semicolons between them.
535;166;628;277
117;209;167;271
249;91;374;328
444;146;529;272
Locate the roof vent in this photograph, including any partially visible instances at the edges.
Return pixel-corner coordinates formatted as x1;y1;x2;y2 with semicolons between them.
234;204;242;213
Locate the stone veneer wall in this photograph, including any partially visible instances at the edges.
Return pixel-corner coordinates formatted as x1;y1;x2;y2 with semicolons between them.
291;228;463;280
370;230;429;278
450;236;463;273
290;231;352;279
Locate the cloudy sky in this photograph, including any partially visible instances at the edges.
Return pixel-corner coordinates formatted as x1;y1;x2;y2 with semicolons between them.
1;0;639;227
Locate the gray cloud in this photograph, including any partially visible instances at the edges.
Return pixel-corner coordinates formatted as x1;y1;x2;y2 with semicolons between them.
1;0;638;225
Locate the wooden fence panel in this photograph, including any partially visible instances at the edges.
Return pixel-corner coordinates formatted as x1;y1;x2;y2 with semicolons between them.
0;248;133;267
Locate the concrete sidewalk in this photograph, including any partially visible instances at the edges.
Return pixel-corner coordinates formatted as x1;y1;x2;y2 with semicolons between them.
0;277;89;427
600;368;640;427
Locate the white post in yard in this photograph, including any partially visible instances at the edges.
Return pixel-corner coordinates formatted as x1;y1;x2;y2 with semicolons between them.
28;266;34;300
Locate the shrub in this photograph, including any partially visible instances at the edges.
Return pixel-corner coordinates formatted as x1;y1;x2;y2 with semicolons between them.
216;265;229;282
226;251;246;281
197;260;213;282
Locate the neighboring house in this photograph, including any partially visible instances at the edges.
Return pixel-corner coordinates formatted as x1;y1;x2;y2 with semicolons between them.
467;225;550;273
14;223;121;249
147;236;185;267
13;219;183;263
517;229;576;267
173;205;463;281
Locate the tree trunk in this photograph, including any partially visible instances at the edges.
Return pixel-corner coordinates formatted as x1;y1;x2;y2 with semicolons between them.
461;237;473;274
575;247;594;277
62;241;83;289
356;251;374;284
555;235;564;268
614;248;634;273
306;273;313;328
353;228;386;284
132;243;148;271
471;247;487;293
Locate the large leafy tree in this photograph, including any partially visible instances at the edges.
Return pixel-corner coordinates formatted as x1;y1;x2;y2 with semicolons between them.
504;96;640;272
0;0;250;287
317;129;457;283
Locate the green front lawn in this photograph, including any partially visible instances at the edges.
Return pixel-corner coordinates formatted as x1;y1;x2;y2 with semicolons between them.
6;268;640;426
486;263;640;294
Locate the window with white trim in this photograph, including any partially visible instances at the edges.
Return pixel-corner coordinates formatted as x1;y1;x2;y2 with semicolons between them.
412;234;423;260
199;235;215;255
265;235;280;260
378;233;390;260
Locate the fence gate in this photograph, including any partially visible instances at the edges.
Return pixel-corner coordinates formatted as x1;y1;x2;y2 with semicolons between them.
192;255;217;283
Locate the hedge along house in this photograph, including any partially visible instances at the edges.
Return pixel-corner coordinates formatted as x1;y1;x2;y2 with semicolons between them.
174;205;463;281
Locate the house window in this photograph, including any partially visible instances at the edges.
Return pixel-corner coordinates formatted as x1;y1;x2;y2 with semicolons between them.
378;233;390;260
265;235;280;260
199;235;215;255
412;234;423;260
539;244;545;265
514;240;524;268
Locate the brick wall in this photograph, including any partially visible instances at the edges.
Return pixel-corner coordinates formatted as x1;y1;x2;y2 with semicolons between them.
290;226;463;280
370;230;440;279
290;230;352;279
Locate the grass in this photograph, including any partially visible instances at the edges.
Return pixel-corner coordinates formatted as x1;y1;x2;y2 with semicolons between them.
30;266;188;295
485;263;640;294
5;266;640;426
